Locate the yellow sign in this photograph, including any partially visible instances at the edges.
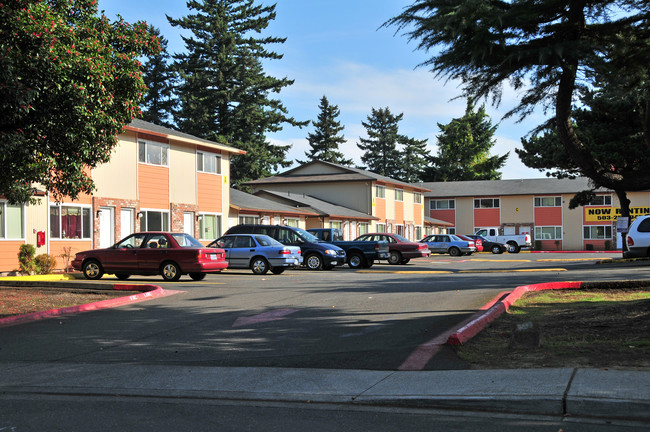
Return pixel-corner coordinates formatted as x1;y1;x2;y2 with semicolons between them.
584;207;650;222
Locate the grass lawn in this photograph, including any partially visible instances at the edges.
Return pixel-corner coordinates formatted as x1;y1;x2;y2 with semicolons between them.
454;287;650;370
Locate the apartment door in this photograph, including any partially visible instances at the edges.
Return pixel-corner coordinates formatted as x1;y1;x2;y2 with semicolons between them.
121;208;134;239
183;212;194;236
99;207;114;248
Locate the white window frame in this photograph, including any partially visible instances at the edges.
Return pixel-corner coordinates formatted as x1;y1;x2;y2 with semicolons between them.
138;139;169;166
197;150;222;175
239;215;259;225
430;199;455;210
376;185;385;199
330;220;342;230
534;196;562;207
358;222;369;236
376;223;386;233
414;226;423;240
50;204;92;240
0;201;25;240
284;217;299;228
395;189;404;201
583;225;613;240
199;213;222;240
414;192;422;204
474;198;500;209
535;226;563;240
140;209;170;232
587;195;613;206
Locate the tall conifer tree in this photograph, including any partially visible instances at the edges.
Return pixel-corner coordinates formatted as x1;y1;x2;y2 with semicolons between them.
140;28;176;128
357;107;403;176
301;96;352;166
398;135;430;183
168;0;306;186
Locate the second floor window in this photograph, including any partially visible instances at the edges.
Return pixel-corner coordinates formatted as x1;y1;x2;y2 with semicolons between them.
414;192;422;204
474;198;500;209
430;199;455;210
395;189;403;201
534;196;562;207
138;140;168;166
197;151;221;174
376;185;385;198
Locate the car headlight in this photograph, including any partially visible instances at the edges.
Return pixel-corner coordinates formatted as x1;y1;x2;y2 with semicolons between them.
324;249;337;255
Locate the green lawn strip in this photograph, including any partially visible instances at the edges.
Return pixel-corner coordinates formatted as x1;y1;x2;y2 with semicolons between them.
454;287;650;370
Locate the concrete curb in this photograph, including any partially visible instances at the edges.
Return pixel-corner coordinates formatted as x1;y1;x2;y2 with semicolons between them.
0;283;180;328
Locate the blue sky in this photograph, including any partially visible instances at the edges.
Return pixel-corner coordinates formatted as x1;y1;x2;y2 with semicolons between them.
98;0;548;179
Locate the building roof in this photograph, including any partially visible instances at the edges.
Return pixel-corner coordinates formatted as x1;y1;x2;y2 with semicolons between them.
255;190;378;221
245;160;431;192
126;119;246;155
424;216;454;227
414;177;609;198
229;189;316;216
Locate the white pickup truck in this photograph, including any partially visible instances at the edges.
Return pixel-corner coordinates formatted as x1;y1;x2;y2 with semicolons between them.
474;228;532;253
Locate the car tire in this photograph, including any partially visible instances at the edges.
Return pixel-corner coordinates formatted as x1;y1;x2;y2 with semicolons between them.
161;261;182;281
448;247;461;257
115;273;130;280
271;267;285;275
507;242;521;253
82;260;104;280
189;272;206;281
305;254;323;270
388;251;402;265
348;253;365;269
491;245;503;254
251;257;270;275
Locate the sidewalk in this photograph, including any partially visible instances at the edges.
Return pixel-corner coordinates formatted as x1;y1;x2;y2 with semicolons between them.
0;362;648;422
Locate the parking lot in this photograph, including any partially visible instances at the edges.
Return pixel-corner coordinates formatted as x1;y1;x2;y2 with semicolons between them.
1;252;647;371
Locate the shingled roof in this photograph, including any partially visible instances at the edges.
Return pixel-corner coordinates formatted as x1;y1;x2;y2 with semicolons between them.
255;190;378;221
229;189;316;216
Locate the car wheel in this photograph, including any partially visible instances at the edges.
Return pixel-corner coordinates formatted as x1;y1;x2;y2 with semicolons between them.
348;253;365;269
507;242;521;253
491;245;503;254
271;268;285;275
189;272;206;281
161;261;182;281
388;251;402;265
305;254;323;270
448;247;461;257
115;273;130;280
82;260;104;280
251;257;269;275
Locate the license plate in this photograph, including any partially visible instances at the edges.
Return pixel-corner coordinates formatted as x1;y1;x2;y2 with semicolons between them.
210;254;217;260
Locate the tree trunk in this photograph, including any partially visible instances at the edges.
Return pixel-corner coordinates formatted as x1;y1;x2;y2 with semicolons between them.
615;189;631;256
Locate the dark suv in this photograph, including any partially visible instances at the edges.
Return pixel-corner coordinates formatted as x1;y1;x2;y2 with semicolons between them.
224;224;346;270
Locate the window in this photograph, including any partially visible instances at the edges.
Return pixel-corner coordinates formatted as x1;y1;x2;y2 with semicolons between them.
141;210;169;232
587;195;612;206
584;225;612;240
358;222;369;236
448;227;456;235
430;199;455;210
376;185;385;198
535;226;562;240
239;215;259;225
50;205;91;239
534;196;562;207
376;223;386;233
414;226;422;240
414;192;422;204
474;198;500;209
395;189;403;201
330;221;342;230
0;202;24;239
197;151;221;174
199;214;221;239
284;218;299;227
138;140;168;166
396;225;405;236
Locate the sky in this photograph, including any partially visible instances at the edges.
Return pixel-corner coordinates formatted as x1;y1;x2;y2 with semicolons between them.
98;0;549;179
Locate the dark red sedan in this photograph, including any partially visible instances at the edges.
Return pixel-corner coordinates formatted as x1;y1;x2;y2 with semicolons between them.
72;232;228;281
354;233;430;265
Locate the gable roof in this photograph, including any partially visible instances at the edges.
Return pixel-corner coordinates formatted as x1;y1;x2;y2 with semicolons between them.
245;160;431;192
415;177;610;198
229;189;316;216
126;119;245;155
255;189;378;221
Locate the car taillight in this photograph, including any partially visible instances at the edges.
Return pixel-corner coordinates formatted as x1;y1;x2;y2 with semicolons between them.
279;249;291;255
627;236;635;246
468;241;475;247
418;244;428;250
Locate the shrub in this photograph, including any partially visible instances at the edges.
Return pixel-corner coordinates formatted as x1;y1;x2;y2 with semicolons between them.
18;244;36;275
35;254;57;275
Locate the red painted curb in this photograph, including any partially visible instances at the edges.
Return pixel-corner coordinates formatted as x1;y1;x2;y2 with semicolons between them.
0;284;180;328
446;281;584;345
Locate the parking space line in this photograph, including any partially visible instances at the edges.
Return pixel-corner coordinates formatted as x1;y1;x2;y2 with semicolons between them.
356;270;453;274
459;268;567;273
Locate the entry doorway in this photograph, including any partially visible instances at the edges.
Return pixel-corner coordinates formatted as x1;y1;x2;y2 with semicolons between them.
121;208;135;239
183;212;194;236
99;207;115;248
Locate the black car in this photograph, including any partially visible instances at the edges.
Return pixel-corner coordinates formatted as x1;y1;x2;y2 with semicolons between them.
466;234;508;254
224;224;346;270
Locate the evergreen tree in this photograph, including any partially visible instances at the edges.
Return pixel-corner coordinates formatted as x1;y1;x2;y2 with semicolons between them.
300;96;353;166
168;0;306;186
397;135;430;183
424;100;508;181
357;107;403;177
140;27;177;128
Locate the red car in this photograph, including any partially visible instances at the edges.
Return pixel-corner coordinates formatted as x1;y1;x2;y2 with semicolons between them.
72;232;228;281
458;234;482;253
354;233;430;265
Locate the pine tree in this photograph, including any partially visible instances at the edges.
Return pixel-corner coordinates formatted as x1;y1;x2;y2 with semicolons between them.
140;27;177;128
300;96;353;166
397;135;430;183
168;0;306;186
357;107;403;177
423;100;508;181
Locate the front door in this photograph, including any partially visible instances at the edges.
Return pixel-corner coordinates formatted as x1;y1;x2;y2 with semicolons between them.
99;207;114;249
121;208;134;239
183;212;194;236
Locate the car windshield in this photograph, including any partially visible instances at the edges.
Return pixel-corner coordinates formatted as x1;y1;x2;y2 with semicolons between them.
293;227;318;242
171;233;204;248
